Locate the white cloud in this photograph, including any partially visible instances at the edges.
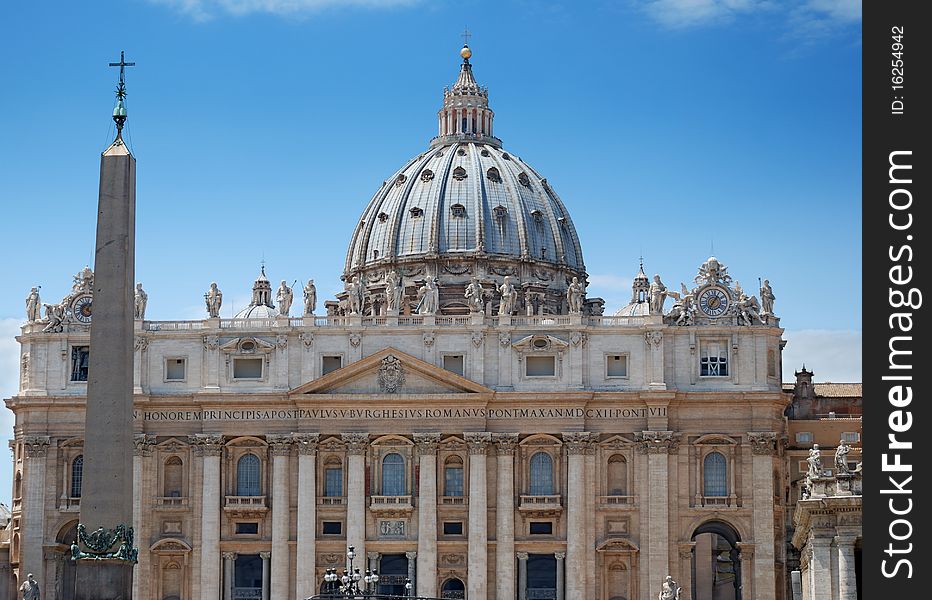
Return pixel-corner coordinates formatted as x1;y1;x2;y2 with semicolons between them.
636;0;860;31
149;0;419;20
781;328;861;383
0;318;22;506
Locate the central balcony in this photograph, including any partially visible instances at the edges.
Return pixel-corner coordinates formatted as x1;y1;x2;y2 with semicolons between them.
154;496;189;510
518;494;562;516
224;495;268;517
370;495;414;515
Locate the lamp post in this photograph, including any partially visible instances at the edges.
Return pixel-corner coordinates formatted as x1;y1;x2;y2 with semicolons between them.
310;545;426;600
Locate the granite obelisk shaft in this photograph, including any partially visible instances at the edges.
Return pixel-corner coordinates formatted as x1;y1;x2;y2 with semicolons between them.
74;138;137;600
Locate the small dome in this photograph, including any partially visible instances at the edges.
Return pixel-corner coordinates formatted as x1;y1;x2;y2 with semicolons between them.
234;265;276;319
234;304;278;319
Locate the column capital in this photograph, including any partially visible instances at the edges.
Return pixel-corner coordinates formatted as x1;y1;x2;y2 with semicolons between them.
190;434;224;456
259;551;272;560
405;551;418;560
554;551;566;560
562;432;594;455
833;534;858;548
267;434;294;456
413;432;441;455
133;433;157;457
22;435;51;458
292;433;320;455
747;431;779;455
634;430;680;454
464;432;492;455
222;552;238;560
492;432;520;455
342;433;370;455
367;551;381;561
516;551;529;561
736;542;755;560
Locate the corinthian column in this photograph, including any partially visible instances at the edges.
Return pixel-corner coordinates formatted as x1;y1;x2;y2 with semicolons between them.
192;434;225;600
133;434;155;600
563;432;592;600
295;434;320;600
414;433;441;598
748;432;778;600
268;435;293;600
493;433;519;600
465;432;491;600
635;431;678;600
835;533;859;600
21;436;51;593
343;433;369;560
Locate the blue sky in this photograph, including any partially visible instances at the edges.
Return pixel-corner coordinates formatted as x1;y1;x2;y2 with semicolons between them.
0;0;861;503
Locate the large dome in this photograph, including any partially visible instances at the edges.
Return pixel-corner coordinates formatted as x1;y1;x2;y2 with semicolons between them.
340;45;588;316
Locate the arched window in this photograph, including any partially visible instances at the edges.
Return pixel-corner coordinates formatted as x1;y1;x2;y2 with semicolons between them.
14;472;22;500
529;452;554;495
444;456;464;497
607;454;627;496
71;455;84;498
441;577;466;598
381;453;405;496
703;452;727;497
164;456;183;497
236;454;261;496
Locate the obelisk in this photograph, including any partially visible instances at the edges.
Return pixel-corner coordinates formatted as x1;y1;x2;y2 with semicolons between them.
74;51;138;600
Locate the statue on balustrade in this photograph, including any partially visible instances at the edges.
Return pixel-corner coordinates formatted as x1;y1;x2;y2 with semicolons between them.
303;279;317;315
26;287;41;322
649;275;667;315
417;277;439;315
760;279;775;316
205;282;223;318
566;276;585;314
835;439;851;474
134;282;148;320
806;444;823;480
276;280;294;316
498;276;517;316
465;277;484;313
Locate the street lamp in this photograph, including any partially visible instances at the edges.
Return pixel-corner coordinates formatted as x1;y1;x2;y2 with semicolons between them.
309;545;438;600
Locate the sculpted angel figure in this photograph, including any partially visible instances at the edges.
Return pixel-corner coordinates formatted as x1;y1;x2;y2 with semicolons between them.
26;287;41;322
134;283;148;320
42;303;65;333
665;283;695;326
303;279;317;315
735;291;765;326
760;279;775;315
566;276;585;314
276;280;293;316
498;276;517;316
205;283;222;318
464;277;484;313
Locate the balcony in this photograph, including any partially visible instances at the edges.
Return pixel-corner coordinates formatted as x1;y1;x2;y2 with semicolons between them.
440;496;468;506
58;497;80;512
519;495;562;516
598;495;637;508
370;495;414;515
318;496;345;506
224;495;268;516
154;496;189;510
697;495;738;508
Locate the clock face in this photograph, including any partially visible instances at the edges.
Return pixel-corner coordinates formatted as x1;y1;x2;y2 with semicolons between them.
72;294;93;324
698;287;729;317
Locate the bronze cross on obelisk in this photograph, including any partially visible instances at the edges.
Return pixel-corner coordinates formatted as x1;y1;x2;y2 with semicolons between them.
109;50;135;97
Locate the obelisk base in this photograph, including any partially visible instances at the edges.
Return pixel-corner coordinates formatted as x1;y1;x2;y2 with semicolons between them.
74;559;135;600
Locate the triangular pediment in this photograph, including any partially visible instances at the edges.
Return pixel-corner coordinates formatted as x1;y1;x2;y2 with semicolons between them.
290;347;492;396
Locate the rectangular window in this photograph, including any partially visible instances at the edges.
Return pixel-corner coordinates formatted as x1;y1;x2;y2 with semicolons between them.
606;354;628;378
322;521;343;535
529;522;553;535
233;358;263;379
322;355;343;375
795;432;813;444
165;358;186;381
444;466;464;497
324;468;343;497
700;341;729;377
235;522;259;535
443;354;465;376
443;521;464;535
526;355;556;377
71;346;90;382
841;432;860;443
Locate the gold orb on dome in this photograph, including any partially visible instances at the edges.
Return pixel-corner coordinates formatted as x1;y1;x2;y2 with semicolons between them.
460;45;472;60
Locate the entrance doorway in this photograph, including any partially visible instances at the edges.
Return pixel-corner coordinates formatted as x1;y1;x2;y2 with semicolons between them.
692;521;742;600
377;553;410;596
527;554;558;599
234;554;263;600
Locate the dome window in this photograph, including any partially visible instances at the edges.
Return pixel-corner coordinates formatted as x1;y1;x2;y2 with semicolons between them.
378;212;389;223
453;166;468;181
457;147;467;156
451;204;467;218
486;167;502;183
421;169;435;182
481;149;491;157
530;209;544;223
410;207;424;218
501;153;511;160
493;205;508;220
557;216;568;230
518;172;531;187
395;174;407;187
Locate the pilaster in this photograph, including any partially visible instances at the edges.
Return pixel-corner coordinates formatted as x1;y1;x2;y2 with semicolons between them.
295;434;319;600
465;432;491;600
343;433;369;561
414;432;441;598
492;433;519;600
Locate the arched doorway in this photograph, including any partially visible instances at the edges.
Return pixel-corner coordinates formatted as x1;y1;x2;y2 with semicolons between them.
691;520;742;600
377;553;409;596
56;521;79;600
441;577;466;599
